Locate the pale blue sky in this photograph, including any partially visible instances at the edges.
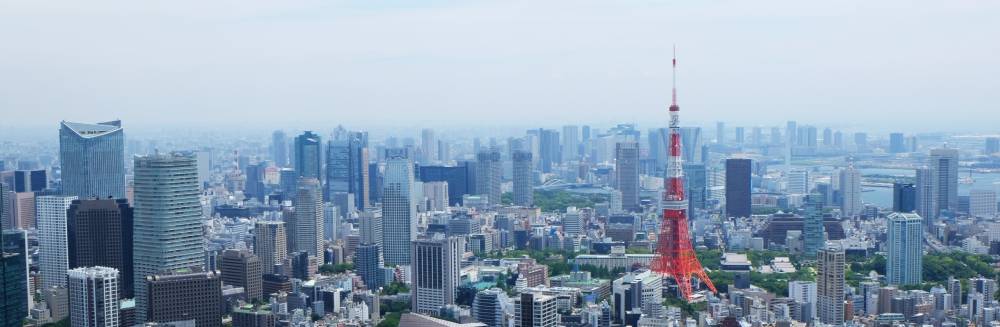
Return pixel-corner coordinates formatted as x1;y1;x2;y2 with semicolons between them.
0;0;997;133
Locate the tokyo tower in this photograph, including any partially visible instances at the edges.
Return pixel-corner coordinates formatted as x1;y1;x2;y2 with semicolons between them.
650;48;718;301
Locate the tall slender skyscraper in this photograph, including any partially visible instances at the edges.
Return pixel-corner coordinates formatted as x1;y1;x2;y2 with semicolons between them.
562;125;579;162
475;147;502;206
929;148;959;216
420;129;437;163
67;266;120;327
410;235;464;315
59;120;126;199
802;193;825;259
67;199;134;298
615;142;640;212
253;221;287;275
382;149;416;265
839;165;862;217
327;131;370;210
915;168;937;221
886;212;923;286
892;183;917;213
271;130;289;167
512;150;533;207
0;183;10;230
294;131;322;180
132;153;203;323
37;195;77;290
817;243;845;325
292;178;323;258
725;159;752;218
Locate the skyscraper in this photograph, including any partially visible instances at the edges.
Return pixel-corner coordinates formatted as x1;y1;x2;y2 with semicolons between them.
889;133;906;153
886;212;923;286
716;122;726;144
382;149;416;265
930;148;959;215
839;166;862;217
327;131;370;210
37;195;77;290
536;129;560;173
512;150;533;207
244;163;265;202
475;148;502;206
725;158;752;218
133;153;204;323
294;131;322;180
410;235;463;315
562;125;579;162
892;183;917;213
787;170;809;195
355;243;383;290
0;183;10;230
915;168;937;221
421;128;437;163
817;243;845;325
614;142;639;212
802;193;825;259
145;269;222;327
1;230;28;327
292;178;323;258
67;266;120;327
59;120;126;199
67;199;134;298
253;221;287;275
679;127;702;164
271;130;288;167
683;163;707;216
220;249;262;302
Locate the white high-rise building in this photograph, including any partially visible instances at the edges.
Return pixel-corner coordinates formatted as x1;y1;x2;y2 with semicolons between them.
839;166;862;217
562;207;582;236
410;235;464;315
382;149;416;265
612;269;663;319
515;292;558;327
788;281;817;321
421;128;437;163
915;168;938;221
37;195;77;289
253;221;287;275
132;153;204;323
68;266;120;327
292;178;323;257
970;189;997;218
787;170;809;195
886;212;923;285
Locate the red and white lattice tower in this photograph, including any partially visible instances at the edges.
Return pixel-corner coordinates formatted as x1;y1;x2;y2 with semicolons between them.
650;48;718;301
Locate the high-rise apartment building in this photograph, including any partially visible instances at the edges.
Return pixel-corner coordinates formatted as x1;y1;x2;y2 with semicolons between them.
839;166;862;217
382;149;416;265
220;249;263;302
294;131;322;180
512;150;533;207
915;168;937;221
802;193;825;259
291;178;323;258
59;120;126;199
133;153;204;323
725;159;752;218
475;148;502;206
817;243;845;325
886;212;923;286
67;199;134;298
37;195;77;290
355;243;383;290
253;221;287;275
67;266;120;327
614;142;639;212
410;235;464;315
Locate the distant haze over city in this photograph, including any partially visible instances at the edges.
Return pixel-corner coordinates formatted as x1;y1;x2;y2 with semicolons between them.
1;1;998;133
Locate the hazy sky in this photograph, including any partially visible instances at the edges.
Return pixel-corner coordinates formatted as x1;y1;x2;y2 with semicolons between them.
1;0;998;133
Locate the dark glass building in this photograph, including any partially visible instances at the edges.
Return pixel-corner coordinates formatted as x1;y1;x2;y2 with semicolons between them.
67;198;134;298
725;159;753;218
13;170;46;193
893;183;917;213
293;131;322;180
417;163;473;206
0;230;28;327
